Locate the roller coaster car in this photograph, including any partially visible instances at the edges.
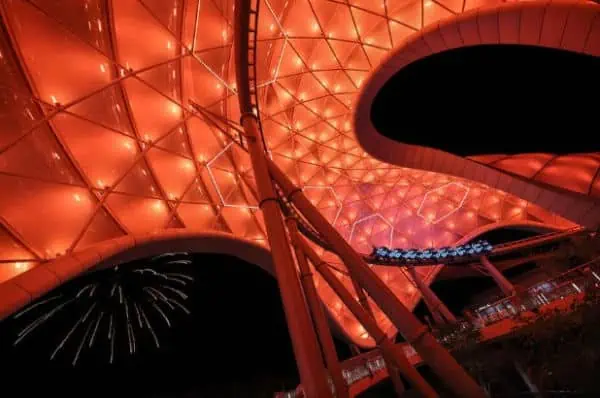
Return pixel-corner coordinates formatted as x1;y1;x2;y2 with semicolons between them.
419;249;434;259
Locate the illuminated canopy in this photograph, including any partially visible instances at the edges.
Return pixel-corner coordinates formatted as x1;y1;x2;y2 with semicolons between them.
1;0;595;344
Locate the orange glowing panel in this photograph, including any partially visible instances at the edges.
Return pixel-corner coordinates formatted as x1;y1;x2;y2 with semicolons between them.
0;0;585;346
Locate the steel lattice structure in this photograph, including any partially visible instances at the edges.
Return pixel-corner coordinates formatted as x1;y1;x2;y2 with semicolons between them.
0;0;598;348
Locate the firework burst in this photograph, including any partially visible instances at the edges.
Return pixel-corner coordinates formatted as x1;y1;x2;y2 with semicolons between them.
12;253;194;365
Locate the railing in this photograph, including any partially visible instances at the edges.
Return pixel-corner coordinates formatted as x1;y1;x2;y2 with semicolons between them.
274;345;418;397
473;257;600;326
365;227;585;267
490;227;583;253
276;257;600;397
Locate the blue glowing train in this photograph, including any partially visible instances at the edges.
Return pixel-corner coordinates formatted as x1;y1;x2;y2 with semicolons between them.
368;240;493;265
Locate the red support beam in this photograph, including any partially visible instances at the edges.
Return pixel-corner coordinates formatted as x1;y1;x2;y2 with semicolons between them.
234;1;331;394
268;160;486;398
407;266;457;324
481;255;516;297
288;219;349;398
239;114;332;398
297;234;438;398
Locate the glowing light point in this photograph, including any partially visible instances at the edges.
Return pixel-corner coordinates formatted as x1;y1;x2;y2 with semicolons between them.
153;201;164;211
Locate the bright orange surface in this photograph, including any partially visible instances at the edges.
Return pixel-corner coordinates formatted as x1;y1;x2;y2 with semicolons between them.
0;0;577;344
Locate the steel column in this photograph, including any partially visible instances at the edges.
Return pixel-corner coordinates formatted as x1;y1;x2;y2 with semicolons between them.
297;235;438;398
288;219;349;398
240;114;332;398
268;160;486;398
407;266;457;324
234;1;332;394
383;351;406;397
481;256;516;296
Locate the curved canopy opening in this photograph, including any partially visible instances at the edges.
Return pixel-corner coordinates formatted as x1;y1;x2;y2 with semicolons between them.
470;225;554;246
0;252;352;397
371;44;600;156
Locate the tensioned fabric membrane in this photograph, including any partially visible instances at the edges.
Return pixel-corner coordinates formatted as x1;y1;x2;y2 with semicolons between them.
0;0;591;345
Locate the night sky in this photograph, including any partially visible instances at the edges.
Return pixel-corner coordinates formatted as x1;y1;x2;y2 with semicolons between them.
0;228;542;397
0;254;329;398
371;44;600;156
414;226;543;320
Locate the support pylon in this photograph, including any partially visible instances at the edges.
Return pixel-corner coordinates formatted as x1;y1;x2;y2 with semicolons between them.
288;219;349;398
407;266;457;324
382;350;406;397
347;247;407;395
297;234;439;398
239;114;332;398
234;0;332;395
267;161;486;398
481;256;516;297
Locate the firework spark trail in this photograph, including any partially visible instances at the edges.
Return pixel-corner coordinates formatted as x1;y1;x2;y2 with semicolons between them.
162;285;188;300
134;302;143;328
141;307;160;348
135;268;159;276
168;298;191;314
108;314;113;339
82;302;96;323
165;272;194;281
126;323;133;354
164;276;188;285
151;302;171;327
76;284;93;298
144;287;158;300
131;323;136;352
51;302;96;360
14;295;62;319
89;311;104;347
128;323;136;354
18;303;63;337
73;320;94;366
15;298;76;345
151;252;188;261
109;325;116;364
148;287;174;309
166;260;192;265
124;297;134;354
13;264;192;364
124;297;130;324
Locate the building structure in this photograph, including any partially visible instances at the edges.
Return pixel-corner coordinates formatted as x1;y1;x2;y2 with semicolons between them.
0;0;598;396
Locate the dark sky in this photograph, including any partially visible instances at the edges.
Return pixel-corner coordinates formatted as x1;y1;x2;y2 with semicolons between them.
371;44;600;156
0;254;326;398
0;229;547;397
413;227;543;319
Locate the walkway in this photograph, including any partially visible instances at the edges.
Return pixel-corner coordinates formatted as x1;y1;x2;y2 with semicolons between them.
277;257;600;397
